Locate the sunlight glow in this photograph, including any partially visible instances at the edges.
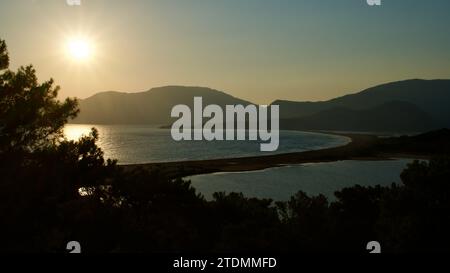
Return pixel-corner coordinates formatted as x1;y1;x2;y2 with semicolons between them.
64;124;93;141
66;37;93;61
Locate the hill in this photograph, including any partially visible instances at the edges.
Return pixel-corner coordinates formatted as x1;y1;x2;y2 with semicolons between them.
73;80;450;132
280;101;435;132
73;86;252;124
274;79;450;128
374;128;450;155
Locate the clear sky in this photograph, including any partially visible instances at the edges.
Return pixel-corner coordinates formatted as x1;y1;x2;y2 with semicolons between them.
1;0;449;104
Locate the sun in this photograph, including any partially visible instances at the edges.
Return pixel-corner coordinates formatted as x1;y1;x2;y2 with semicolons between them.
66;37;93;61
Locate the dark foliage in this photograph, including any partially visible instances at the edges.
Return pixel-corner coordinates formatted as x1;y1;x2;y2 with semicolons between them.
374;128;450;155
0;40;8;70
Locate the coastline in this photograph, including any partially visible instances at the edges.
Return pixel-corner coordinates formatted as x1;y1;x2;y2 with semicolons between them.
121;131;429;178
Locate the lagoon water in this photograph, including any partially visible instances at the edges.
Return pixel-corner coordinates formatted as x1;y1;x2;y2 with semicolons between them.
65;124;350;164
188;159;414;201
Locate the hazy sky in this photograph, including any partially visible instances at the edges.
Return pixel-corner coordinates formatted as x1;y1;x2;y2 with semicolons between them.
1;0;449;104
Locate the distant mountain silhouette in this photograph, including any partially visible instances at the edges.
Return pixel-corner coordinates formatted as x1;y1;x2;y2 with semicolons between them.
375;128;450;155
73;86;252;124
280;101;434;132
274;79;450;129
73;80;450;132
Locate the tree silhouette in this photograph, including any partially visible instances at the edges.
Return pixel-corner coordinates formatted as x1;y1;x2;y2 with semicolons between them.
0;42;78;153
377;157;450;252
0;38;115;252
0;39;8;70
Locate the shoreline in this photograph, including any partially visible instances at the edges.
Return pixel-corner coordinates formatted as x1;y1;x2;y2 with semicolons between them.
121;131;429;178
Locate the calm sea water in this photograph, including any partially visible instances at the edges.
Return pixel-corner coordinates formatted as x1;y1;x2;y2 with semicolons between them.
65;124;350;164
65;125;414;201
188;159;414;201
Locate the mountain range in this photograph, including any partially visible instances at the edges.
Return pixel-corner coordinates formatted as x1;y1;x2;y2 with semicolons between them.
73;79;450;132
74;86;251;125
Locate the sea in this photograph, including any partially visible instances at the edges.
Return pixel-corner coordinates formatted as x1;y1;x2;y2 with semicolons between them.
65;124;415;201
64;124;351;164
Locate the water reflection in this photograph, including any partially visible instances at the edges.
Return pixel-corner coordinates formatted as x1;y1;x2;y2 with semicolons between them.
64;124;95;141
189;159;414;201
64;124;350;164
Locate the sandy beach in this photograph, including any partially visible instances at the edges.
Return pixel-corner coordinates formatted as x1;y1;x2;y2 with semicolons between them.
122;132;428;178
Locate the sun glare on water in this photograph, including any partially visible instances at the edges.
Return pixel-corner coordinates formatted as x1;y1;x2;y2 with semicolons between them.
64;125;93;141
